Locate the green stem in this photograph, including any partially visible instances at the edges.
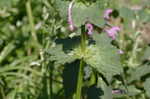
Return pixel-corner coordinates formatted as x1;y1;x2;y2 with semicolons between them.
75;25;86;99
0;87;5;99
81;25;86;53
49;65;53;99
75;59;84;99
26;0;38;42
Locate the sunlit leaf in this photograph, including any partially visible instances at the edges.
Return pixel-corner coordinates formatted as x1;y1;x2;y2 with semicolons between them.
128;65;150;83
84;33;123;81
55;0;105;27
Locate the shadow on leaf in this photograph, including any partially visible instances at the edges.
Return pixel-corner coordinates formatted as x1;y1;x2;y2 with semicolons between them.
62;60;79;98
86;84;104;99
55;36;80;53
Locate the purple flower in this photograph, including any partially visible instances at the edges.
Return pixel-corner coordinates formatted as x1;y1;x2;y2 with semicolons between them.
112;89;125;94
68;1;75;31
104;9;113;20
86;23;93;35
118;49;124;54
105;26;120;40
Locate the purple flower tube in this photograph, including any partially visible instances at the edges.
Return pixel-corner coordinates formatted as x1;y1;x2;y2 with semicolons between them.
104;8;113;20
68;1;75;31
105;26;120;40
118;49;124;54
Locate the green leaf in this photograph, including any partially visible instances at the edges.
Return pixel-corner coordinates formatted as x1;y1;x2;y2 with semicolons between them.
127;85;141;96
72;2;105;27
144;78;150;97
141;46;150;60
46;45;77;67
98;77;112;99
84;33;123;81
0;42;15;64
128;65;150;83
55;0;105;27
0;0;19;7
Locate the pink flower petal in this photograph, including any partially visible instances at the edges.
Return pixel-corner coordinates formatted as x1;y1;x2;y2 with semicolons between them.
68;1;75;31
112;26;120;31
86;23;93;35
105;26;120;40
112;89;125;94
118;49;124;54
104;8;113;20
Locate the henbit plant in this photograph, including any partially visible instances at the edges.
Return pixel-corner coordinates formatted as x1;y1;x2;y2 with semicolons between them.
0;0;150;99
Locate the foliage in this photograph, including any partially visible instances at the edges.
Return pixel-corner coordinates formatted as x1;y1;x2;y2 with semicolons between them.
0;0;150;99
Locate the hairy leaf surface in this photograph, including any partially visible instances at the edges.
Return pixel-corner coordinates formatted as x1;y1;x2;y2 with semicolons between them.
84;33;123;81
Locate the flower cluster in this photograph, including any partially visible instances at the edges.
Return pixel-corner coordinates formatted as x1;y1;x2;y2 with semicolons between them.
67;4;123;55
104;8;124;54
105;26;120;40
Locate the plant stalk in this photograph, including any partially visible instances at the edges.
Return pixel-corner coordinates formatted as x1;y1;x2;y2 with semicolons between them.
76;59;84;99
26;0;38;42
75;25;86;99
